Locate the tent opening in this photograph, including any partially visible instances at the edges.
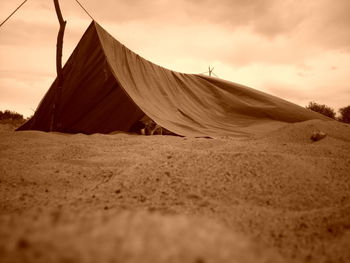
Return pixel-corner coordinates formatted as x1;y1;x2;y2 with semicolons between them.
129;115;179;136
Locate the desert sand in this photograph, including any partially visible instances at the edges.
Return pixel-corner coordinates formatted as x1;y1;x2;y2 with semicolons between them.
0;119;349;263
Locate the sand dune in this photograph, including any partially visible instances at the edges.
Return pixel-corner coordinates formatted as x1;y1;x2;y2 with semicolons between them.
0;119;349;263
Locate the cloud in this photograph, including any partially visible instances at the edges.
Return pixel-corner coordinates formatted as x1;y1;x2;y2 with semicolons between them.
259;50;350;110
80;0;350;70
186;0;350;49
0;73;52;117
300;0;350;51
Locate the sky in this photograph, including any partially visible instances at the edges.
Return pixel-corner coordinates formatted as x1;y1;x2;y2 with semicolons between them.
0;0;349;117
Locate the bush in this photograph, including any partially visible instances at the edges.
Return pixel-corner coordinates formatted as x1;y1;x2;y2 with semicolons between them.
338;106;350;123
306;102;336;119
0;110;26;128
0;110;24;120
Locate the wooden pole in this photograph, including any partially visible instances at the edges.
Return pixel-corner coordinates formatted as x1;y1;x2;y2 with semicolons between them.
51;0;66;131
208;66;214;77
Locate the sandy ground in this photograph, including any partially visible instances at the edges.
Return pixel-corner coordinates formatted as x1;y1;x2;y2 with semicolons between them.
0;119;349;263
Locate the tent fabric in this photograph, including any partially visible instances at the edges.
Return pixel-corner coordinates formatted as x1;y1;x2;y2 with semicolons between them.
17;21;329;136
18;22;144;134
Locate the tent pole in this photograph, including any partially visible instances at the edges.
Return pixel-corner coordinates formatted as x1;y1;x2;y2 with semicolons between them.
208;66;214;77
51;0;66;131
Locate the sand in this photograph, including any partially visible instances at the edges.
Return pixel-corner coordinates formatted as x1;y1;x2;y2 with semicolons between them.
0;119;349;263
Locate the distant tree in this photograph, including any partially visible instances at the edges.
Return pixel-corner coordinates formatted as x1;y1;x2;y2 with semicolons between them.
338;106;350;123
305;102;336;119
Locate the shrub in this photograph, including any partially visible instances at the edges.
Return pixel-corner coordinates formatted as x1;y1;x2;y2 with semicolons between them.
305;102;336;119
0;110;26;128
338;106;350;123
0;110;24;120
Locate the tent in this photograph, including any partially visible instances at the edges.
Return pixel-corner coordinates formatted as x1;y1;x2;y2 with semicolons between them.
17;21;328;137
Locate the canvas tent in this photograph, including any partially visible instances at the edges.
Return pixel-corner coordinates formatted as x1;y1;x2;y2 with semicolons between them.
17;21;328;137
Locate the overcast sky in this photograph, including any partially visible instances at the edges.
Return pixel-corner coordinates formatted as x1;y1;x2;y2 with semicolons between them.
1;0;349;117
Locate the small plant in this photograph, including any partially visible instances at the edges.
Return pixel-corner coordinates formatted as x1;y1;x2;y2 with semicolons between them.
338;106;350;123
305;102;336;119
